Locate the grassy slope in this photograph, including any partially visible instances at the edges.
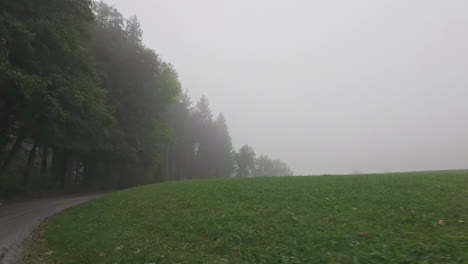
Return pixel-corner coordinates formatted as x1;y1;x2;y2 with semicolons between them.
37;171;467;263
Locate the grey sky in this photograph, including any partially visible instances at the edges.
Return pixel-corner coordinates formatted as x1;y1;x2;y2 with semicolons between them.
103;0;468;175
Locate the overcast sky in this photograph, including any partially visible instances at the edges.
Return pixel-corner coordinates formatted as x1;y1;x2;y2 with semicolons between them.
104;0;468;175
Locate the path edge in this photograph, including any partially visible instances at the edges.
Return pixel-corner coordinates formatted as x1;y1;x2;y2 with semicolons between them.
19;219;53;264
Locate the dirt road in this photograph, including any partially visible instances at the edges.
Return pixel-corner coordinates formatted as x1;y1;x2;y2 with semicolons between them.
0;194;104;264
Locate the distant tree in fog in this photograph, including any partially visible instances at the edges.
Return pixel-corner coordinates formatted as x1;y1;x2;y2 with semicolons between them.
235;145;256;177
254;154;293;177
212;113;235;178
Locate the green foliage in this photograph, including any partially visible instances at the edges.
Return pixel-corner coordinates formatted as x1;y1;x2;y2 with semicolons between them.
254;154;293;177
0;0;287;191
35;171;468;263
0;1;186;189
212;113;235;177
0;0;115;153
165;95;236;180
90;3;180;165
235;145;256;177
195;95;213;123
164;90;197;180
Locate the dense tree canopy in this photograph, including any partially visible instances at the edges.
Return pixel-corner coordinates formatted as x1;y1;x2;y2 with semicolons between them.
0;0;293;195
0;0;115;187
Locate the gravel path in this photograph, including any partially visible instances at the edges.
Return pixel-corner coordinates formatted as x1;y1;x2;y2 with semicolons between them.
0;194;104;264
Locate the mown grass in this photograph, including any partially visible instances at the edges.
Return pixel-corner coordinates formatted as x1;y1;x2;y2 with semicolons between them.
31;171;468;263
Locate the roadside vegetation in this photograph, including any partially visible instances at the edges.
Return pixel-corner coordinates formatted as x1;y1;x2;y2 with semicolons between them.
0;0;292;199
24;171;468;264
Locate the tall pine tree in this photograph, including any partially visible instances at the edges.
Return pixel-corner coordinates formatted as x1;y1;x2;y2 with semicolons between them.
212;113;235;178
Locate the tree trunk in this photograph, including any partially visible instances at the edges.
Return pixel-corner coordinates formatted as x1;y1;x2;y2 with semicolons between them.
22;143;37;186
0;99;14;149
63;159;72;188
166;145;170;181
118;161;127;188
172;150;177;181
50;148;69;188
40;145;49;186
82;160;90;187
104;160;111;188
65;159;76;187
2;131;26;169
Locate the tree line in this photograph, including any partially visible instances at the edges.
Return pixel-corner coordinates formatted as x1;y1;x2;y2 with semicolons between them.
165;93;294;180
0;0;292;194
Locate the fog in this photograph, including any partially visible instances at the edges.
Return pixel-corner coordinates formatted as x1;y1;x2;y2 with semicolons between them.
104;0;468;175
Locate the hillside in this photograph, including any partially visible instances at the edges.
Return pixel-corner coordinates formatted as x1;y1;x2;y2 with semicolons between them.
23;171;468;264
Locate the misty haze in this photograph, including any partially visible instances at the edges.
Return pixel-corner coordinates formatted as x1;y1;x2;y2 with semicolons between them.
104;0;468;175
1;1;467;263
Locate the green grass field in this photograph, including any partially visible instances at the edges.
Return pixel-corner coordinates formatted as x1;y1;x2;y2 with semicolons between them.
27;171;468;263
